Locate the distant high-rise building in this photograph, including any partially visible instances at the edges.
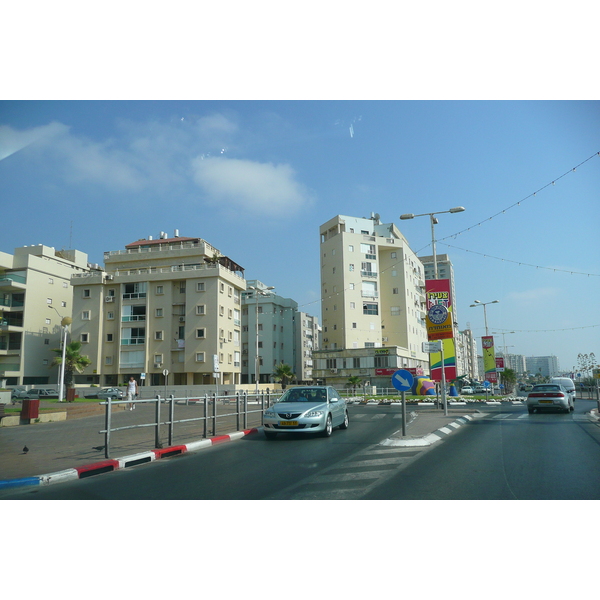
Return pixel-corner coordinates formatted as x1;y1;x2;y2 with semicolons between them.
526;355;560;379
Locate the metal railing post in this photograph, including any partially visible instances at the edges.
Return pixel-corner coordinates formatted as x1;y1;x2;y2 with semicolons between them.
261;390;265;426
104;396;112;459
236;391;241;431
244;390;248;430
169;394;175;447
203;394;208;438
155;395;162;448
212;391;217;436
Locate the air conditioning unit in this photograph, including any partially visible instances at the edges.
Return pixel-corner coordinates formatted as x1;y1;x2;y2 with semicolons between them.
179;316;185;322
330;368;338;373
105;275;114;280
154;363;162;368
105;296;114;302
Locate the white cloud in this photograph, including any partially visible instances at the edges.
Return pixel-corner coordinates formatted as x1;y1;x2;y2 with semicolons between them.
191;156;313;216
0;122;68;161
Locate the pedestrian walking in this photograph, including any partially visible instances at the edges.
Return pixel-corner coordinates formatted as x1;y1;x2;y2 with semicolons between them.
126;376;138;410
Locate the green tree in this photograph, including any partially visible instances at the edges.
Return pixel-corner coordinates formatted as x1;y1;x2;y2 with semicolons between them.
51;340;92;388
500;368;517;394
273;363;294;389
347;376;362;393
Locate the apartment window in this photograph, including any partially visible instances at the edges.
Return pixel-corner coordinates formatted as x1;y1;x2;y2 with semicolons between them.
363;303;378;315
44;338;50;345
83;289;91;298
350;302;355;309
220;282;225;293
196;305;206;315
155;308;163;317
47;298;52;304
180;282;186;293
393;288;399;294
196;282;205;292
82;310;90;320
156;285;164;295
349;264;354;271
45;318;51;325
352;322;357;329
353;357;361;368
61;301;67;308
391;306;402;316
81;333;89;343
219;305;224;316
154;354;163;364
48;277;54;284
196;352;205;362
106;333;113;342
105;356;113;365
391;252;397;259
155;331;164;340
348;245;354;252
107;311;114;320
63;281;68;288
196;328;206;338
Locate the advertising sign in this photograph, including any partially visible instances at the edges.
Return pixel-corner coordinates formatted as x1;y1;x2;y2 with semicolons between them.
495;357;505;372
430;337;457;382
482;336;497;382
425;279;454;340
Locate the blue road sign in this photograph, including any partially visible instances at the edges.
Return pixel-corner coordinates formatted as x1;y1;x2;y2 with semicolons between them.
392;369;414;392
484;380;491;388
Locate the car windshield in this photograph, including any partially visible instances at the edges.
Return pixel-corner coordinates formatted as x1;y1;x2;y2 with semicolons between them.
278;388;327;403
532;385;561;392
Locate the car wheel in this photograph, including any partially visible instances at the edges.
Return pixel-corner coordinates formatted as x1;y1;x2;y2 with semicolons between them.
322;414;333;437
339;411;349;430
264;430;277;440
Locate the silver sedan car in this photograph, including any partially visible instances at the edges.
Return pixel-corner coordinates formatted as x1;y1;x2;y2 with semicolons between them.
263;386;349;439
526;383;573;414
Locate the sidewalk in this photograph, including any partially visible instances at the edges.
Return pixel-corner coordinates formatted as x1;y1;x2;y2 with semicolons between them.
0;399;263;491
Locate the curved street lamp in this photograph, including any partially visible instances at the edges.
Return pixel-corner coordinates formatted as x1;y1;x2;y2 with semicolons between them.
400;206;465;279
469;299;499;336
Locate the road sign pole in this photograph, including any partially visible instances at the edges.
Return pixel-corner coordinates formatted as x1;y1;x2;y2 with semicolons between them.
402;390;406;436
441;342;448;416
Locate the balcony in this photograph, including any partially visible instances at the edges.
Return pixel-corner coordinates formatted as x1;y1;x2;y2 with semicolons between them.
361;270;378;278
121;315;147;322
121;338;145;345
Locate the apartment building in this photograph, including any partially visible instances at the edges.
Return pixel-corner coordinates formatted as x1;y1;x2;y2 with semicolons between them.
315;213;429;388
241;281;321;385
456;327;479;380
0;244;90;386
69;232;246;387
525;355;560;379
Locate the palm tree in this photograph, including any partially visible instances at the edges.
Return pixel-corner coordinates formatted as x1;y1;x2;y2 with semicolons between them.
273;363;294;389
347;376;362;393
500;368;517;394
51;340;92;389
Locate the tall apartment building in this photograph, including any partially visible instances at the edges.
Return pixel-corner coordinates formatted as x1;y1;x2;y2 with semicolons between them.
69;232;246;387
0;244;90;386
314;213;429;387
497;352;527;377
241;281;321;385
456;327;479;380
525;355;560;379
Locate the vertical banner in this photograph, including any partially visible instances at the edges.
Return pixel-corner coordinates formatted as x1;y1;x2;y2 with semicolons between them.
425;279;454;340
425;279;456;382
482;336;497;382
430;338;457;382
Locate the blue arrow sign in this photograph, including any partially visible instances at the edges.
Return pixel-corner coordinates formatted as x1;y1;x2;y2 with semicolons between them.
392;369;414;392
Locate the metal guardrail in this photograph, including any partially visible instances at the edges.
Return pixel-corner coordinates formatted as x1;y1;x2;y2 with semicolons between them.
99;391;278;459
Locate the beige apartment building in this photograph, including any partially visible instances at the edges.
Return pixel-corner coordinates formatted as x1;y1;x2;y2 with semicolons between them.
314;213;429;388
0;245;90;386
69;232;246;388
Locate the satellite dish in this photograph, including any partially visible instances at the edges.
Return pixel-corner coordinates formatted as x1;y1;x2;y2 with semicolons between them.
374;213;380;221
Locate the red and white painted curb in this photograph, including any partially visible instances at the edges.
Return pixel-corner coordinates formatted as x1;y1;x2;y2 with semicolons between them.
0;429;258;491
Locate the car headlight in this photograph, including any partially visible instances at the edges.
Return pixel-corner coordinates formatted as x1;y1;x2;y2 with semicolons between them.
305;410;324;418
264;410;277;418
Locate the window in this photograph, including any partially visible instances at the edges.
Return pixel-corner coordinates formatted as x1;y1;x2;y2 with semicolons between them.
63;281;68;288
44;339;49;345
45;318;51;325
348;245;354;252
349;264;354;271
350;302;355;309
155;308;163;317
61;301;67;308
83;289;91;298
352;322;357;328
155;331;164;341
196;328;206;338
82;310;90;320
47;298;52;304
196;352;205;362
105;356;113;365
180;282;186;293
393;288;399;294
48;277;54;284
196;282;205;292
220;282;225;293
154;354;163;364
107;333;113;342
391;306;401;316
353;357;361;368
156;285;164;295
81;333;89;343
196;305;206;315
363;302;378;315
107;311;114;320
219;305;224;316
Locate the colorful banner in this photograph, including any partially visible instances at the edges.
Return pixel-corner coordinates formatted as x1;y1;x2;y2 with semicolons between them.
430;338;457;382
482;336;497;382
425;279;454;341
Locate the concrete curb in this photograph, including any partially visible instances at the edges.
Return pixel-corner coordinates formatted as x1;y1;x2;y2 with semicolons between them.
380;413;481;448
0;428;258;492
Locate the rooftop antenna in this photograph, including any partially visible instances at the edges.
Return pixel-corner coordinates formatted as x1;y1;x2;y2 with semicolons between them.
69;221;73;249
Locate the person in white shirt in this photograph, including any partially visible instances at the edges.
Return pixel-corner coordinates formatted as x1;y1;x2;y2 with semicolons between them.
126;376;138;410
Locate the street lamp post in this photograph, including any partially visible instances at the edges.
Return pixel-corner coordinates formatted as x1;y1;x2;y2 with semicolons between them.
248;285;274;397
400;206;465;279
469;299;499;336
48;305;72;402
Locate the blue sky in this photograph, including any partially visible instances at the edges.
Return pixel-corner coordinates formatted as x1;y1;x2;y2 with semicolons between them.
1;100;598;374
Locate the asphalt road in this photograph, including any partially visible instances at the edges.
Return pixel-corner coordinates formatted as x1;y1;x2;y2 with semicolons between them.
5;400;600;500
